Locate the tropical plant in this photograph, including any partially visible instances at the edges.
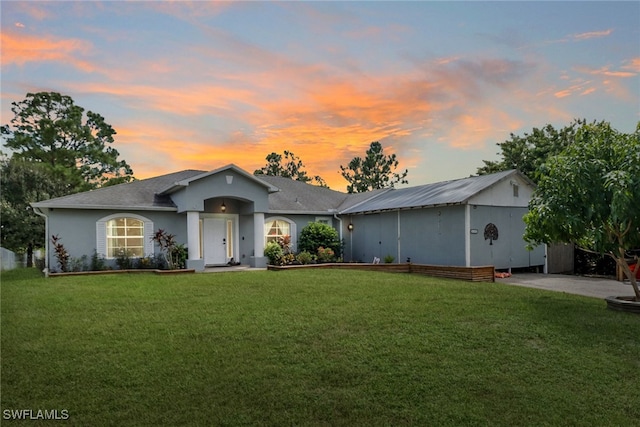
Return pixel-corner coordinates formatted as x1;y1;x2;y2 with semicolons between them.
524;121;640;300
151;229;184;270
50;234;69;272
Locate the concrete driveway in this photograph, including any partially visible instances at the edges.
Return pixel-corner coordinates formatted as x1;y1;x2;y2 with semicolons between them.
498;273;637;299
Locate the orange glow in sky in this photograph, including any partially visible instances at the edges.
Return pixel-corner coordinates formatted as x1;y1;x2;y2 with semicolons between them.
1;2;638;191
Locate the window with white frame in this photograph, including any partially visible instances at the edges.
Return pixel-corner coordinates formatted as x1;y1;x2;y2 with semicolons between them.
315;217;331;225
97;214;154;258
265;219;290;244
106;217;144;257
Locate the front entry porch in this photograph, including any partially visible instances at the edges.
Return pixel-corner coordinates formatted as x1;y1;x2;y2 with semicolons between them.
185;207;268;271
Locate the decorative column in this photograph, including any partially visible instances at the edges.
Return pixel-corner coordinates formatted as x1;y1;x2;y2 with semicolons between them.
187;211;200;261
253;212;265;259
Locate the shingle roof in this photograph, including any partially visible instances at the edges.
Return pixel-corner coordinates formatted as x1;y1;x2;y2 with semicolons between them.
160;164;279;195
256;175;349;214
32;170;205;210
340;170;519;214
32;167;524;215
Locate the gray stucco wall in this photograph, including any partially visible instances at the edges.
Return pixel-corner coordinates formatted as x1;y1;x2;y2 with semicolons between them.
399;207;466;265
238;214;255;263
44;208;185;270
469;205;545;269
174;171;270;213
345;206;466;265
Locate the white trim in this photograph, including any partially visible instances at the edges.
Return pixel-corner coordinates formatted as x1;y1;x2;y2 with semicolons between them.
96;213;154;258
315;216;331;224
200;213;239;263
187;211;201;260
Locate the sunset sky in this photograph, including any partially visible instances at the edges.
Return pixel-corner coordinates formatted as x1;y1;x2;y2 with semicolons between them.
2;1;639;191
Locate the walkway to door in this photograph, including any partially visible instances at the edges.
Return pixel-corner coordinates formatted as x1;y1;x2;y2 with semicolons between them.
202;265;267;273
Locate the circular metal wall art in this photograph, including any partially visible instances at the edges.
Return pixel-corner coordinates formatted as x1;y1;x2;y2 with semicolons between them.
484;223;499;245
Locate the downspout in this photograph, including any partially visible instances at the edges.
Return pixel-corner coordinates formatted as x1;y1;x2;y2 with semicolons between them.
32;206;49;275
333;211;343;245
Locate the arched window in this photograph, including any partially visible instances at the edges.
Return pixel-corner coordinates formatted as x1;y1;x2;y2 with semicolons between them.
97;214;154;258
264;217;296;251
265;219;290;244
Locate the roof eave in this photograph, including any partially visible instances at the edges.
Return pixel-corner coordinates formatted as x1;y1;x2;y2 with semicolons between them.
160;164;279;195
342;201;466;215
31;203;178;212
268;209;338;216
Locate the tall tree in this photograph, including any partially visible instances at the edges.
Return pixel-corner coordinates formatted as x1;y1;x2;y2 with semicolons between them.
1;92;134;192
340;141;408;193
523;121;640;300
477;119;585;184
254;150;327;187
0;155;69;260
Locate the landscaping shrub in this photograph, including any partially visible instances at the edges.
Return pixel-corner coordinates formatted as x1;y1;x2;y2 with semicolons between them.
115;248;134;270
317;246;335;263
90;250;108;271
169;244;188;270
69;255;89;272
296;251;314;265
264;241;284;265
135;255;157;269
298;222;341;257
384;254;395;263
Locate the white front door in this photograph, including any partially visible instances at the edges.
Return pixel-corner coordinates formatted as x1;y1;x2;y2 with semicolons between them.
204;218;228;265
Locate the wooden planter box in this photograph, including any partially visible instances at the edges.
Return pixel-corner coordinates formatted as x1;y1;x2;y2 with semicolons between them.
47;269;195;278
268;263;495;283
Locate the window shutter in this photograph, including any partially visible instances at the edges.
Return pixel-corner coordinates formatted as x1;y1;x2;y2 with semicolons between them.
144;220;154;256
96;220;107;257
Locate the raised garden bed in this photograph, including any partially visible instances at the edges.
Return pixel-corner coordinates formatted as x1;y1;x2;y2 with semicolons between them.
47;269;195;277
605;296;640;314
268;262;495;283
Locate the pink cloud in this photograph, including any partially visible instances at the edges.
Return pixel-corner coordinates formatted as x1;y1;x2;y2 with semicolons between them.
572;29;613;41
577;65;636;78
621;57;640;73
0;31;96;72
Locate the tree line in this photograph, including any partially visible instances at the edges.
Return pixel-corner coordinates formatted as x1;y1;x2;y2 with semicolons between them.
0;92;409;259
2;91;639;298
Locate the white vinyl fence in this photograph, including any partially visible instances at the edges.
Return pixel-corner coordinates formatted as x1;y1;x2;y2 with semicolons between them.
1;247;17;270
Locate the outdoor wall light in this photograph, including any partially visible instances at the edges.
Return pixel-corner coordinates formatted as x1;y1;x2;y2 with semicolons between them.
348;223;354;231
221;201;226;212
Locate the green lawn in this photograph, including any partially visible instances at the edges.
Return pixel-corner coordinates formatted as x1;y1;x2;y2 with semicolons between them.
2;268;639;426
